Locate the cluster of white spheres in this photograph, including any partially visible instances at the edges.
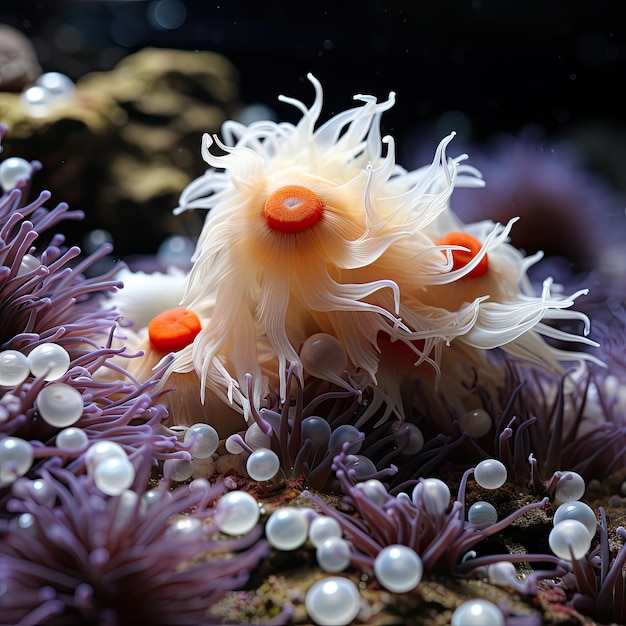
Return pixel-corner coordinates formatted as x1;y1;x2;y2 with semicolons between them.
0;156;32;192
305;577;361;626
21;72;75;118
553;500;597;540
474;459;507;490
549;518;592;561
374;544;423;593
554;471;586;502
214;490;260;536
0;437;34;487
451;599;505;626
85;441;135;497
0;342;71;387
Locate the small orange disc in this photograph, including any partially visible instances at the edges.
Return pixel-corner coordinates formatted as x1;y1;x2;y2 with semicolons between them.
148;307;202;353
439;232;488;278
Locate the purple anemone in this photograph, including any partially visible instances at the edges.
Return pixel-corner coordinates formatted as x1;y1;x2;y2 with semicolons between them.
449;128;623;275
1;126;191;483
304;447;562;581
418;355;626;487
562;507;626;624
0;454;268;625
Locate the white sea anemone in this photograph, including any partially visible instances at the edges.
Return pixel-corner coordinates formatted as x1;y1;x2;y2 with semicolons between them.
156;74;596;422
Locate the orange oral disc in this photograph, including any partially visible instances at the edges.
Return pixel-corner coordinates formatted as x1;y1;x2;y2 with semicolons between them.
264;185;324;233
148;307;202;353
439;231;488;279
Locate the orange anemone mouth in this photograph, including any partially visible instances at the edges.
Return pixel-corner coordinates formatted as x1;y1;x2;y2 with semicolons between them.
439;232;488;279
264;185;324;233
148;307;202;353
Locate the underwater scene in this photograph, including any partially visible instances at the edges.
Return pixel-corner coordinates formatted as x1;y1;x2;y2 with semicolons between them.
2;2;626;625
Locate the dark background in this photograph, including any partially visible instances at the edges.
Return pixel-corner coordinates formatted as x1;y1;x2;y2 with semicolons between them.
2;0;626;261
2;1;625;147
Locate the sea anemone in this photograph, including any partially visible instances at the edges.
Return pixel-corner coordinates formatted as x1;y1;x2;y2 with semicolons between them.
304;448;560;581
561;507;626;624
0;456;269;626
158;74;596;427
454;359;626;485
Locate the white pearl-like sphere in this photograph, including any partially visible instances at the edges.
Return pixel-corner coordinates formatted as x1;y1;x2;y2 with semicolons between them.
36;383;84;427
488;561;518;587
305;577;361;626
56;427;88;451
346;454;377;479
549;519;592;560
553;501;597;540
27;343;70;381
191;456;215;479
0;350;30;386
93;455;135;496
246;448;280;481
35;72;75;103
309;515;343;548
85;441;127;475
20;86;51;117
301;416;332;448
374;544;423;593
164;458;194;483
555;471;586;502
12;477;55;507
18;254;41;276
0;157;32;190
328;425;362;456
300;333;348;381
459;408;493;438
142;488;170;510
31;478;56;507
468;501;498;526
225;435;246;454
0;437;34;486
316;537;352;573
166;517;203;541
412;478;451;518
184;423;219;459
354;479;388;507
391;421;424;455
474;459;507;489
265;507;310;551
451;599;505;626
244;422;272;449
214;491;260;536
